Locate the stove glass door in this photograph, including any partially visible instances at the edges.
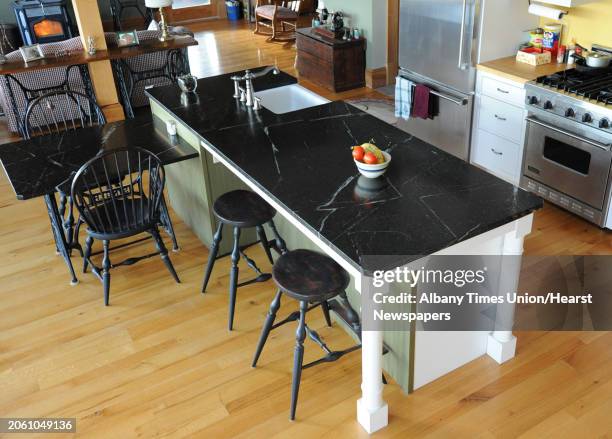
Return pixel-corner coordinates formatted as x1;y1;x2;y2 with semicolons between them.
542;136;591;175
524;117;612;209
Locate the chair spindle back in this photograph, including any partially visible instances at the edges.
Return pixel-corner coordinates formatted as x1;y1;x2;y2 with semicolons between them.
24;90;106;139
71;147;165;236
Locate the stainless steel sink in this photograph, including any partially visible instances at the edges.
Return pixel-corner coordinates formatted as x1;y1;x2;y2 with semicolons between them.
254;84;330;114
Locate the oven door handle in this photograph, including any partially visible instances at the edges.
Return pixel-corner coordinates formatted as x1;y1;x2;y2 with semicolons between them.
526;116;612;151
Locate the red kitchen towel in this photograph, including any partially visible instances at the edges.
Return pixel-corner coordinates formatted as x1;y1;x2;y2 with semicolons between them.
412;84;432;119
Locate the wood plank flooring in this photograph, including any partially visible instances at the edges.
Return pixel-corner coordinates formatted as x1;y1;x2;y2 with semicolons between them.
0;19;610;438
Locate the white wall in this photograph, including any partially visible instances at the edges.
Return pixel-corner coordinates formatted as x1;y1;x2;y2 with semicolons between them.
321;0;388;69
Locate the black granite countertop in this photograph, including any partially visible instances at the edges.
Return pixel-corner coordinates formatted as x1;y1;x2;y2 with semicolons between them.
146;68;542;272
0;115;198;200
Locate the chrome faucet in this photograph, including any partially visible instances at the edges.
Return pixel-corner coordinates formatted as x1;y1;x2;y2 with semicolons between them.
231;66;280;108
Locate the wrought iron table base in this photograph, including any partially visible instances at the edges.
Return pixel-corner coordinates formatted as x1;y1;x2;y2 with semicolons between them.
44;193;79;285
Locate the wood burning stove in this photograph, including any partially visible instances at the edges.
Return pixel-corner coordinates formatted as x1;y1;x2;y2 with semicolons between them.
13;0;74;45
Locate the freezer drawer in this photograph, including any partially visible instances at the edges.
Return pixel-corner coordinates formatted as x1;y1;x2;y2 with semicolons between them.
396;71;473;161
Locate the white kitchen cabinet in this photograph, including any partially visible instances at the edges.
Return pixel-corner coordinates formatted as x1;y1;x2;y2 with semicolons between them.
471;71;528;185
481;76;525;107
472;129;521;182
478;95;525;144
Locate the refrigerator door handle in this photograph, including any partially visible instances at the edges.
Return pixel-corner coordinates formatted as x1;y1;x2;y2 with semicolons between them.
430;89;469;106
400;69;470;106
458;0;468;70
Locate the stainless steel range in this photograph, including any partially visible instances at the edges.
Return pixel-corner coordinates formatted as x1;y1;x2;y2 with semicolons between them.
522;45;612;228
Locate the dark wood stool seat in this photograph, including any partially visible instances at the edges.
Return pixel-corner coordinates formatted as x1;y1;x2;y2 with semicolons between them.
213;189;276;228
252;249;364;421
273;249;349;302
201;190;288;331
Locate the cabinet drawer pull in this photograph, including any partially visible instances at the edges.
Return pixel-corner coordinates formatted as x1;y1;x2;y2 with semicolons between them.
494;114;507;121
491;148;503;156
496;88;510;94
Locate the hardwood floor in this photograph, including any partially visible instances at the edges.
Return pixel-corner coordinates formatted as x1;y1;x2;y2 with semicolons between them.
184;19;385;103
0;19;610;439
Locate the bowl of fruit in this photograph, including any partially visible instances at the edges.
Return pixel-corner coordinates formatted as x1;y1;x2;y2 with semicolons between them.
351;141;391;179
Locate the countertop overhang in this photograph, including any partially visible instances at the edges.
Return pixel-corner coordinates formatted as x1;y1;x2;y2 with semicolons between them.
146;67;542;273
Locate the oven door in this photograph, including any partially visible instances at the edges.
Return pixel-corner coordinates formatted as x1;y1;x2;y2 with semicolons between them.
524;115;612;209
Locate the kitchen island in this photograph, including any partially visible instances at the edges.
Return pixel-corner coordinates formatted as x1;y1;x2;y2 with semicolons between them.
146;68;542;433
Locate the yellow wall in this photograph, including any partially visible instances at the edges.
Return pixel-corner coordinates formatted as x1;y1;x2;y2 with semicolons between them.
540;0;612;49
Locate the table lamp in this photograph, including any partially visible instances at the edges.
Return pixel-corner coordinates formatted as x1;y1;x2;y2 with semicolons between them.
145;0;173;42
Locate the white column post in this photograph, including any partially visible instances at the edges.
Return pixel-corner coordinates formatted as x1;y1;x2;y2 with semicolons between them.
357;330;388;433
356;275;388;433
486;227;524;363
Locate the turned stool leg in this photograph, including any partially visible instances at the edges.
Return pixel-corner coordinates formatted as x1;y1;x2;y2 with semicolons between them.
290;300;308;420
321;300;332;327
228;226;241;331
252;289;282;367
256;225;274;265
268;220;288;254
201;222;223;293
339;290;361;333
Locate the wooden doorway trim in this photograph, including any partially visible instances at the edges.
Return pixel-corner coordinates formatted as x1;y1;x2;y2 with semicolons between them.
387;0;399;85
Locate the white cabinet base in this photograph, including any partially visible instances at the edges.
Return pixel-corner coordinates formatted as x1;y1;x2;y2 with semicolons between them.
471;70;528;186
357;399;389;434
487;333;518;364
413;214;532;389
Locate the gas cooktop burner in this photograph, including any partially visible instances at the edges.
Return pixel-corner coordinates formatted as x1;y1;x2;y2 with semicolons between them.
595;89;612;105
527;46;612;135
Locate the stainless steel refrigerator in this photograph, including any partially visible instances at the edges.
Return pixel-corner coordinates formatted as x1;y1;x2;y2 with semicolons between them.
397;0;538;160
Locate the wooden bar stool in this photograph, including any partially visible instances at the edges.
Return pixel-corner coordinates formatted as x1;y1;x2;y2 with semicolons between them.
200;189;288;330
252;249;363;420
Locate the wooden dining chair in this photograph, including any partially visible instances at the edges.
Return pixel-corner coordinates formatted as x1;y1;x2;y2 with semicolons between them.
24;90;106;139
24;90;180;266
71;147;180;305
24;90;107;256
254;0;301;42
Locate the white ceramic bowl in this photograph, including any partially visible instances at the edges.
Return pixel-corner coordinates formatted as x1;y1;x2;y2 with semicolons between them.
354;151;392;179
